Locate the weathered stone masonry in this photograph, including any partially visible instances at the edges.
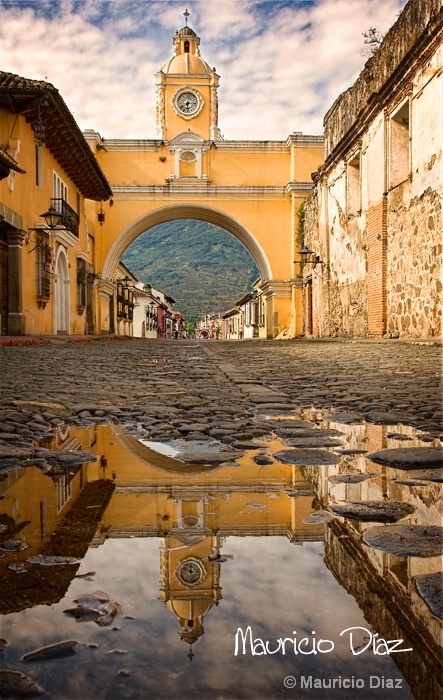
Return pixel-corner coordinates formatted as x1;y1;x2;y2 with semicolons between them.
367;201;387;338
303;0;442;339
387;187;442;337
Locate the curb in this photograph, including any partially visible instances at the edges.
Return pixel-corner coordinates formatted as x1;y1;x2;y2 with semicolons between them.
0;335;129;347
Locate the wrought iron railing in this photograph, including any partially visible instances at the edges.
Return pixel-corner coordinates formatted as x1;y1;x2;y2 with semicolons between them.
51;198;79;237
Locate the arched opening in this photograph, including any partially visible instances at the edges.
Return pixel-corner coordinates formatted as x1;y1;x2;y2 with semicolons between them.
179;151;197;178
54;247;70;334
102;204;272;283
100;204;275;338
122;219;259;326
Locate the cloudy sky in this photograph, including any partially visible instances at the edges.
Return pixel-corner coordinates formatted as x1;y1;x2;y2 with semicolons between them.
1;0;408;140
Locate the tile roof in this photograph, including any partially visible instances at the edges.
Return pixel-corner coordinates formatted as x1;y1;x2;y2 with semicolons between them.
0;72;112;201
0;145;26;174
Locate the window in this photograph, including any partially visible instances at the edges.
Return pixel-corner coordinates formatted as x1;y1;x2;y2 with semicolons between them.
53;171;68;200
52;170;79;236
77;258;87;310
56;473;72;513
389;100;410;188
184;40;190;53
35;144;42;188
36;233;52;308
179;150;197;178
347;151;361;216
258;295;265;327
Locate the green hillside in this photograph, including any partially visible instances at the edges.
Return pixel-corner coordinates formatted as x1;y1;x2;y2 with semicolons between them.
122;220;259;323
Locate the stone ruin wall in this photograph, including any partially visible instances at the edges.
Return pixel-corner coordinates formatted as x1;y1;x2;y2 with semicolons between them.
302;184;322;335
327;166;367;338
324;0;441;159
304;0;442;340
386;186;442;338
304;167;368;338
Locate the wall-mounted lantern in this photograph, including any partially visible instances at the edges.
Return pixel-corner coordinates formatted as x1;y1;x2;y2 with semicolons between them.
98;204;105;226
294;246;327;279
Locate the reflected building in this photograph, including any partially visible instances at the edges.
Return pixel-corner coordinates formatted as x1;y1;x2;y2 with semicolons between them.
0;423;321;654
300;414;443;700
1;418;441;690
324;519;442;700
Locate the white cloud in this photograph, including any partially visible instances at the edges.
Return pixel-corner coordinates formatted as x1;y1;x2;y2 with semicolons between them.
0;0;408;140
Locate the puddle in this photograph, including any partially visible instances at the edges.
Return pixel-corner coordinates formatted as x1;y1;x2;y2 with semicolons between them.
0;411;441;700
139;439;223;458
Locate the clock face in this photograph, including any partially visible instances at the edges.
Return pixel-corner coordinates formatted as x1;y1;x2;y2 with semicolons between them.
175;557;207;587
177;91;199;115
180;561;201;583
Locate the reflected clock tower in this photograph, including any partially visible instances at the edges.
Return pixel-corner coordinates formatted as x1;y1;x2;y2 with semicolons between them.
158;496;224;660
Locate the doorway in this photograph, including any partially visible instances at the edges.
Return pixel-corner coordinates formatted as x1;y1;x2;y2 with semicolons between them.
54;248;70;334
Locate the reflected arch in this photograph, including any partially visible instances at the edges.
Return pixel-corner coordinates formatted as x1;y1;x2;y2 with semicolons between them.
113;426;227;475
101;204;272;282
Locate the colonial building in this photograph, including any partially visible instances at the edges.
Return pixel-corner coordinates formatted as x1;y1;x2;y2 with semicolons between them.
132;282;180;339
302;0;442;339
221;307;241;340
235;283;268;340
1;18;323;339
84;17;323;339
0;72;112;336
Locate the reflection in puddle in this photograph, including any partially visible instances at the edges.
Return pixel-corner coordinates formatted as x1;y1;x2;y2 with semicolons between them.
139;439;225;458
0;413;441;700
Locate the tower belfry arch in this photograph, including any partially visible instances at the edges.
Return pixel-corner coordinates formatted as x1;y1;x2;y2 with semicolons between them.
86;13;323;337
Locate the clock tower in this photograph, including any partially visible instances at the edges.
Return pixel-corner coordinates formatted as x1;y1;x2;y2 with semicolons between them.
155;11;220;145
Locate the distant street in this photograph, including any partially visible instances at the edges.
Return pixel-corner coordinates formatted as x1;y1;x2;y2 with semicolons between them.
0;339;441;448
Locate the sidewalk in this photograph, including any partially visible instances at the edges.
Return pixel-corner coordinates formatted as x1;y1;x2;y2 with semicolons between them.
0;334;130;346
0;334;440;347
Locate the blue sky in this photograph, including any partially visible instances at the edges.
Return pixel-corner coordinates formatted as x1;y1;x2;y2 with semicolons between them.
0;0;408;139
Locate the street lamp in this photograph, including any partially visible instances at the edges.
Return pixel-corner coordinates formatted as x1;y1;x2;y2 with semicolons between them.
294;246;326;278
40;205;64;230
26;204;65;251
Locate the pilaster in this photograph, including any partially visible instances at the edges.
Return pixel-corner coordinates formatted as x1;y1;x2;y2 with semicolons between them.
7;229;26;336
260;279;293;339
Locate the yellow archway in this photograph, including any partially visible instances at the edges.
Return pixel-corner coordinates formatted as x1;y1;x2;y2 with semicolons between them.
86;20;324;338
101;203;272;282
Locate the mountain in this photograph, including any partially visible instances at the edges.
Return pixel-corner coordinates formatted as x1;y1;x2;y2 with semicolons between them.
122;220;259;323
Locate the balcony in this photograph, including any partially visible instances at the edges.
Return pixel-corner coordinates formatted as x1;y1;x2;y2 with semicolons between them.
51;198;79;238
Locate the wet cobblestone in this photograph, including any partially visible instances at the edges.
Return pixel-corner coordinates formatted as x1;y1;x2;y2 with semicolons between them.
0;339;441;456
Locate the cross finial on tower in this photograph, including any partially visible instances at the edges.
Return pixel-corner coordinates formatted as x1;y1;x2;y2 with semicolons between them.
183;8;190;26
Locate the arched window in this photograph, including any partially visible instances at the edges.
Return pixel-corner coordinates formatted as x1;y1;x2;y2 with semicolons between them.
184;40;190;53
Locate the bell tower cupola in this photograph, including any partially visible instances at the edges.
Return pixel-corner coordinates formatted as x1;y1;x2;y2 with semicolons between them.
155;9;220;143
173;9;201;58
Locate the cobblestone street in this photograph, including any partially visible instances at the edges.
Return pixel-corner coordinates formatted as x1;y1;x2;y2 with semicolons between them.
0;339;442;452
1;338;443;700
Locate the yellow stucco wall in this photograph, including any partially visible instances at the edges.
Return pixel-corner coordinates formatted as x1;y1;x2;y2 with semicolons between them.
87;134;322;337
0;109;98;336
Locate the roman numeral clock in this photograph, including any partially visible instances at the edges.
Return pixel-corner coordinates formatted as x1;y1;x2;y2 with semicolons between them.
172;87;204;119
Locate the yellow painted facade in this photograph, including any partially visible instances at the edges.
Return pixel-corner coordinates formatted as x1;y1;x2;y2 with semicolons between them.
1;22;323;339
85;23;324;338
0;73;111;336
